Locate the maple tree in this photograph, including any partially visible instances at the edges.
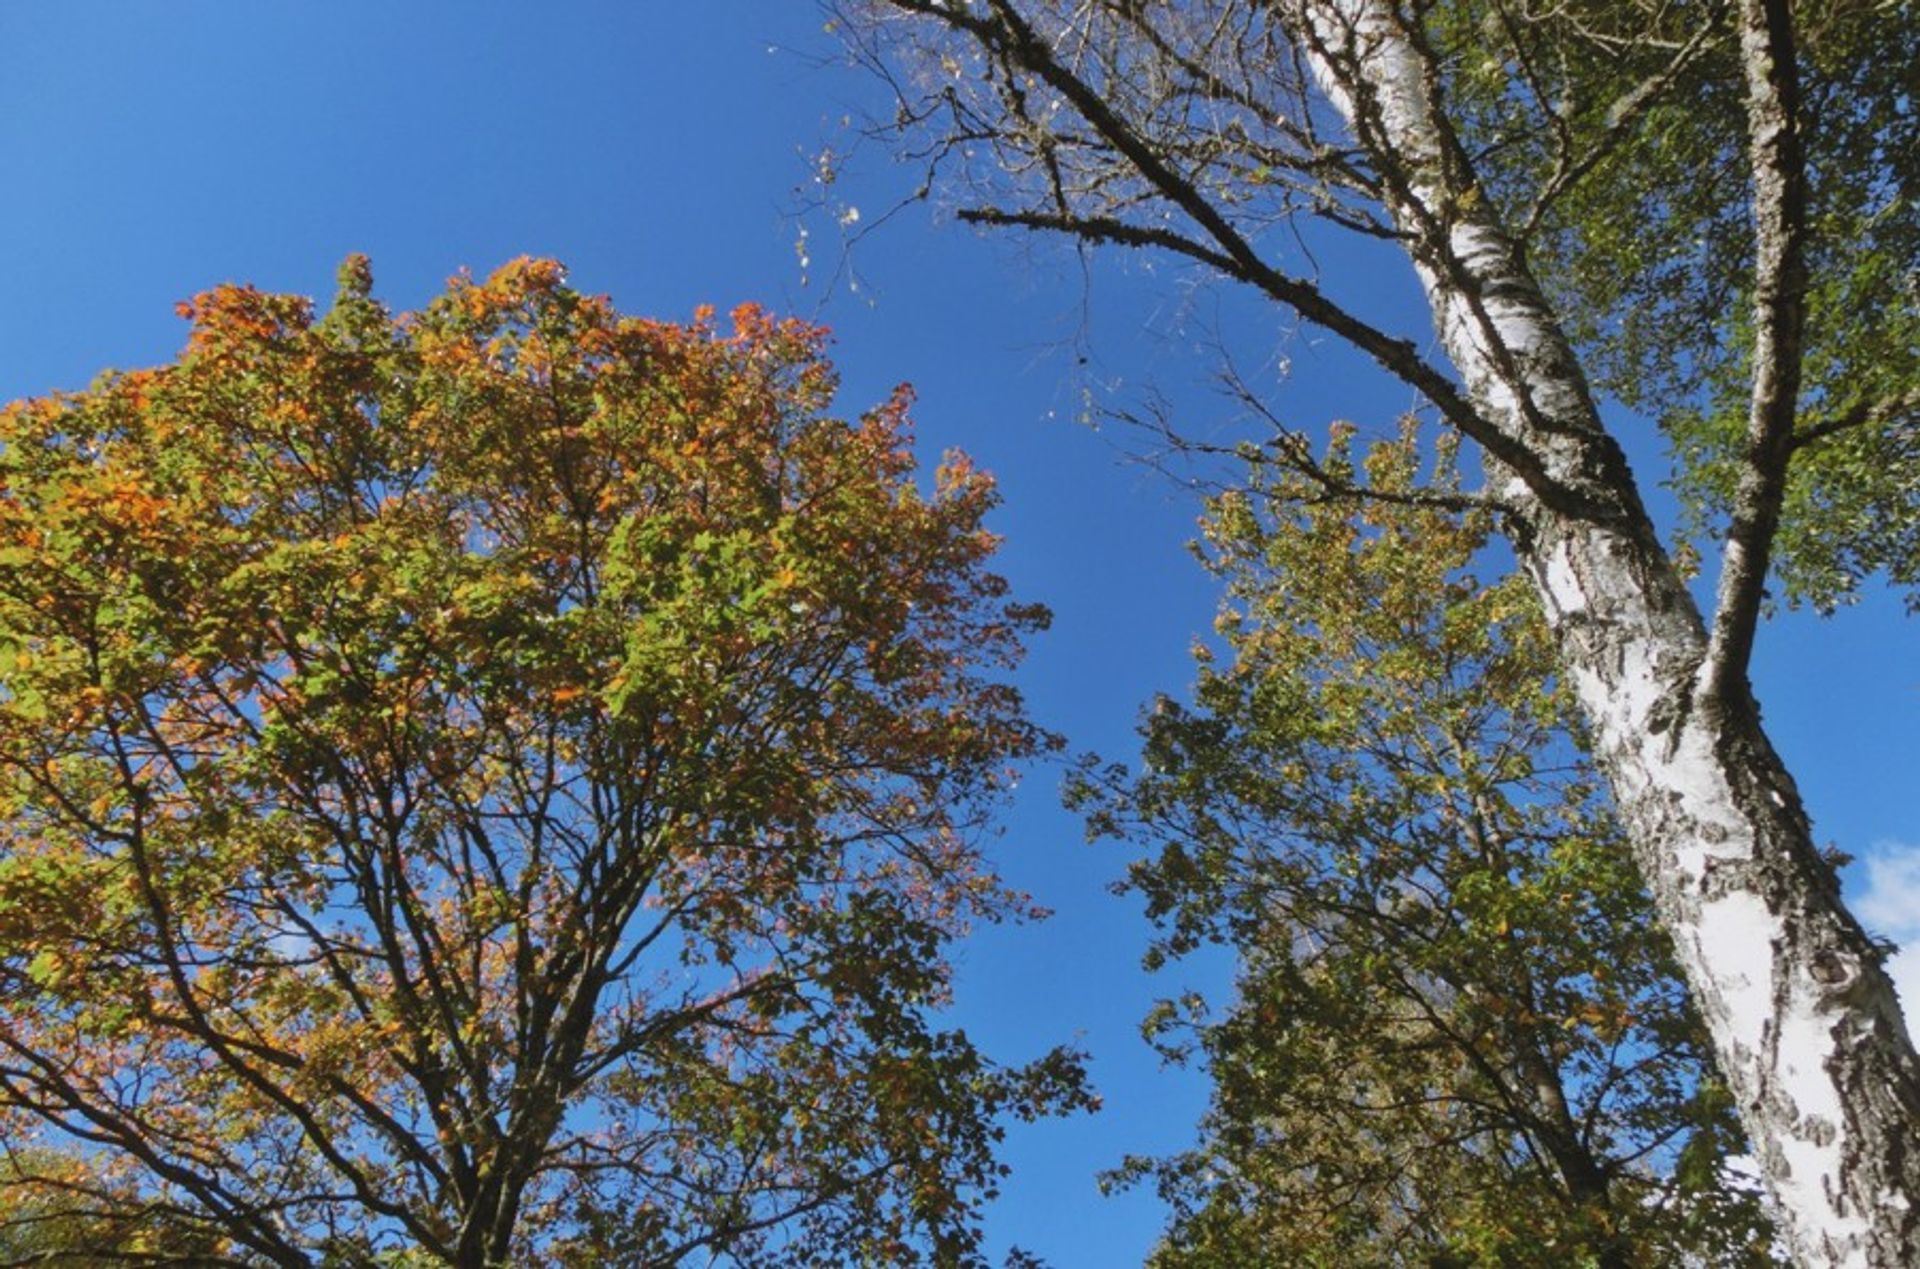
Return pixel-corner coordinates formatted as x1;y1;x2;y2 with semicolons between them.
1077;430;1779;1266
0;258;1090;1266
834;2;1920;1259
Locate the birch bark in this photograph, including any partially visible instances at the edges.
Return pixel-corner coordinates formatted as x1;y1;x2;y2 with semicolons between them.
1289;2;1920;1263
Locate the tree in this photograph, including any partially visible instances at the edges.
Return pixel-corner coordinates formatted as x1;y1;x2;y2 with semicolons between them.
0;1149;225;1263
832;1;1920;1260
1076;428;1778;1266
0;257;1091;1266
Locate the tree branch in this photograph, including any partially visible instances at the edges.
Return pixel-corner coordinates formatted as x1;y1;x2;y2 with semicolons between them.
1702;0;1809;703
1790;387;1920;453
886;0;1600;515
1518;11;1729;242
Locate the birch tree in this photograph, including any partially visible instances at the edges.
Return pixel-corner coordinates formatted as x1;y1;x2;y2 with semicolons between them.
832;1;1920;1262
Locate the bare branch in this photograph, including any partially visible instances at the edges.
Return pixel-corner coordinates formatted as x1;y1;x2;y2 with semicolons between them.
877;0;1607;516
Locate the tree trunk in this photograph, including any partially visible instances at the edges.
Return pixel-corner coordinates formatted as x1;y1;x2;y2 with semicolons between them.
1293;2;1920;1263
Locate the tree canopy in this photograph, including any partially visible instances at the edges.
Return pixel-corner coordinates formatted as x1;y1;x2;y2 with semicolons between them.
0;258;1090;1266
1079;429;1778;1266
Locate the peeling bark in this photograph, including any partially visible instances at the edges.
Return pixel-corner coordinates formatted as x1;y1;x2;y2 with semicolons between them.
1292;3;1920;1263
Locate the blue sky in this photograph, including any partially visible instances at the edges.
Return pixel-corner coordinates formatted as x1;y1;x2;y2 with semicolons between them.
3;5;1915;1264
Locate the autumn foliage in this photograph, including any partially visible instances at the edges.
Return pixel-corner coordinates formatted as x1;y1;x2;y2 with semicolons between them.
0;258;1086;1265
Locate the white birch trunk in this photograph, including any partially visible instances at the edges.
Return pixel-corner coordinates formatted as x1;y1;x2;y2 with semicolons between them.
1292;3;1920;1263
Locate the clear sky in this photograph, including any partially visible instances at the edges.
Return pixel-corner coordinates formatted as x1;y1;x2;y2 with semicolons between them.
3;5;1915;1265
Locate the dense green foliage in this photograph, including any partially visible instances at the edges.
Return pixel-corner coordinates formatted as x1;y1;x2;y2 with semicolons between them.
1432;0;1919;610
0;259;1089;1265
1077;430;1779;1266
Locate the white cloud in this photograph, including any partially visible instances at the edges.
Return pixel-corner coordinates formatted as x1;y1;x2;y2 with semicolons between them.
1848;841;1920;1014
